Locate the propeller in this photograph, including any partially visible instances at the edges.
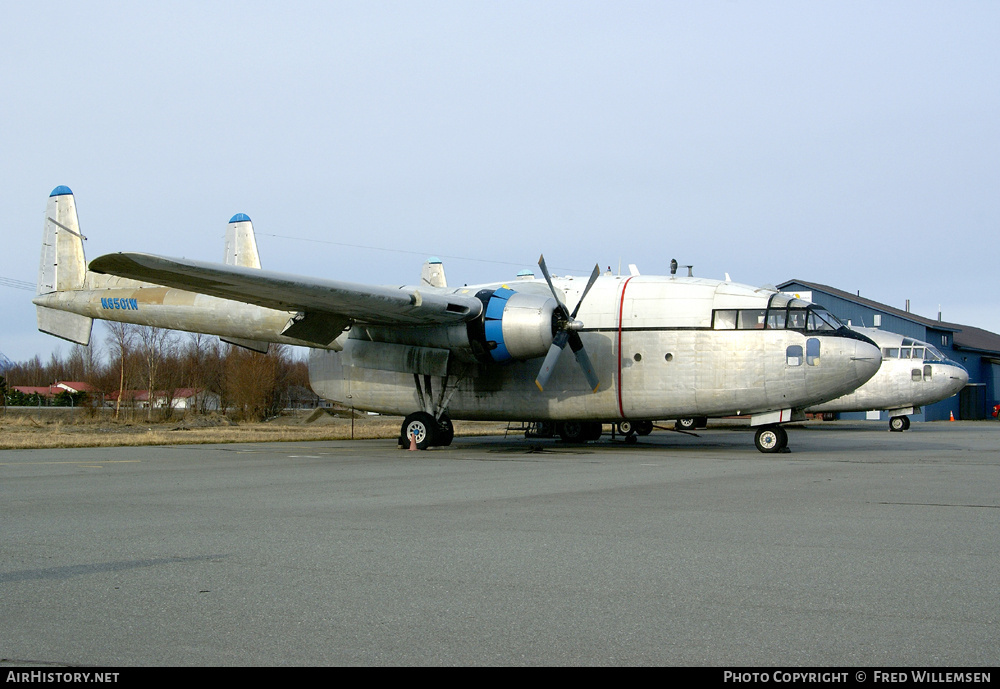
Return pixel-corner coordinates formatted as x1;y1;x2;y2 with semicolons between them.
534;255;602;393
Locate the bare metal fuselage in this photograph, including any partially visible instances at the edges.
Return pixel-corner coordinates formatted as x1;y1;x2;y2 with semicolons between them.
808;327;967;416
310;275;881;422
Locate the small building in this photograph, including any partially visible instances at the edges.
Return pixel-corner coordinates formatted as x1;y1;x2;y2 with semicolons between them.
779;279;1000;421
106;388;220;412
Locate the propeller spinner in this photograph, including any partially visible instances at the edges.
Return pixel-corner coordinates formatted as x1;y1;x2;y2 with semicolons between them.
534;255;601;393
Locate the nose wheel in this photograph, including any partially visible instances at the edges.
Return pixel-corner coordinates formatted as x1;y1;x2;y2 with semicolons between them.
754;425;789;453
889;415;910;432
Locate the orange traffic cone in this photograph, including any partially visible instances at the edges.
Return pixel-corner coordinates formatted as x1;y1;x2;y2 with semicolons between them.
949;411;955;421
408;432;418;451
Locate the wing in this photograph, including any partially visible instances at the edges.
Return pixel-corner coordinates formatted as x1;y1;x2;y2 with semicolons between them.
89;253;483;337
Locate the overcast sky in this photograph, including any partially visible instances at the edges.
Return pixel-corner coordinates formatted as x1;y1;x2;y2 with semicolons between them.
2;1;997;364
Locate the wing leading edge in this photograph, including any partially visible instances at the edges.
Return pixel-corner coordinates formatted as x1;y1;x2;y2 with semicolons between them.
89;253;484;332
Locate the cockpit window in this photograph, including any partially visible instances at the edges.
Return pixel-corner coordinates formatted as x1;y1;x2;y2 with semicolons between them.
807;309;841;332
924;345;946;361
712;302;846;333
787;309;807;330
767;310;786;329
738;309;767;329
713;310;737;330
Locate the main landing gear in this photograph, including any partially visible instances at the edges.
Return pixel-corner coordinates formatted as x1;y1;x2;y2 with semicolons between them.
399;371;461;450
753;425;789;453
399;411;454;450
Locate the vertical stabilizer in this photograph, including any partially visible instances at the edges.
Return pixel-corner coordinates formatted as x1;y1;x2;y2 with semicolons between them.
220;213;269;353
36;186;93;345
421;257;447;288
224;213;261;268
39;186;88;294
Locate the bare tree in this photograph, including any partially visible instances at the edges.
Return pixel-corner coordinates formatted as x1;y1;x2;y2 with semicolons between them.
222;344;295;422
136;326;177;421
104;321;137;420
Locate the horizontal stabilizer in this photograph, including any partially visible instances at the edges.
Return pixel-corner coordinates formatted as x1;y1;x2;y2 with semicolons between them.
36;305;92;346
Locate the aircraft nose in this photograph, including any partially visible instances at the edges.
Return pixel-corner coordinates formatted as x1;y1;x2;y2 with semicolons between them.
851;338;882;385
944;360;970;394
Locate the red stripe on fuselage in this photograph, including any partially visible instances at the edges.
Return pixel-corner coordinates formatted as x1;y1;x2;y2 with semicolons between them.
616;276;635;418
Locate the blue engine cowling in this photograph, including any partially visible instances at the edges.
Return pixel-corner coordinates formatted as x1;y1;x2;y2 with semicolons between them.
471;288;559;364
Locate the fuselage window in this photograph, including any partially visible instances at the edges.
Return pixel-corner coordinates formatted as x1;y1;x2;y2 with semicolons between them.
912;368;923;382
806;338;821;366
924;364;933;381
786;345;803;366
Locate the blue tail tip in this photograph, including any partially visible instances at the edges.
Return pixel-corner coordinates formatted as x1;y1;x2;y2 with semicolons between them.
229;213;251;223
50;185;73;197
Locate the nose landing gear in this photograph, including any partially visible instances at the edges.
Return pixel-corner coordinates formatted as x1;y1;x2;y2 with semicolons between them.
754;425;789;453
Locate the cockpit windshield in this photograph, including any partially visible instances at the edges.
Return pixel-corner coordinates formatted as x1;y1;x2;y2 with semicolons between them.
880;338;949;361
807;308;843;332
924;345;947;361
712;297;846;333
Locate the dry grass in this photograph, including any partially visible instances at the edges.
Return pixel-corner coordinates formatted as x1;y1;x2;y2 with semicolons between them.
0;407;511;450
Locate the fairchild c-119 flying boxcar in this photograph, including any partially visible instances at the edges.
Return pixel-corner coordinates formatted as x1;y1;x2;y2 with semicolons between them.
33;186;882;452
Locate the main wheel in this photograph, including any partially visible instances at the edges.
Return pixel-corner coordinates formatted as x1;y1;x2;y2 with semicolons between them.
617;420;635;436
436;415;455;446
558;421;586;443
635;420;653;436
675;418;697;431
889;415;909;432
533;421;555;438
401;412;438;450
754;425;788;453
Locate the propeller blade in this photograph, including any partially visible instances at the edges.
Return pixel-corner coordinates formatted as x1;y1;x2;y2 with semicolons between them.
570;264;602;320
568;332;601;392
534;331;569;391
537;254;566;311
535;256;600;393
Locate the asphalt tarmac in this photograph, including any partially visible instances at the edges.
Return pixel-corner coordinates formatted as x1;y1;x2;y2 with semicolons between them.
1;421;997;667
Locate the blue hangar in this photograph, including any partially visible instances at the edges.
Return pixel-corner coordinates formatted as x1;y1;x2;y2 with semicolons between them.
779;279;1000;422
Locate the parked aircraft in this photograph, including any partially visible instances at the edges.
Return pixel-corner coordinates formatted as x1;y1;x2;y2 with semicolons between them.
671;326;969;433
33;186;882;452
806;327;968;430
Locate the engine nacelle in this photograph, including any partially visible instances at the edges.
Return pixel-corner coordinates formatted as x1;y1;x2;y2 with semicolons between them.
478;288;559;363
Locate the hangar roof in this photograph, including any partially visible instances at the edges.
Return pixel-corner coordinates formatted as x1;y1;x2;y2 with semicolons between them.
778;279;1000;356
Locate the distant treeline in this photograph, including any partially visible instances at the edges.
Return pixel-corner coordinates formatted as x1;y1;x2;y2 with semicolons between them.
1;324;311;422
